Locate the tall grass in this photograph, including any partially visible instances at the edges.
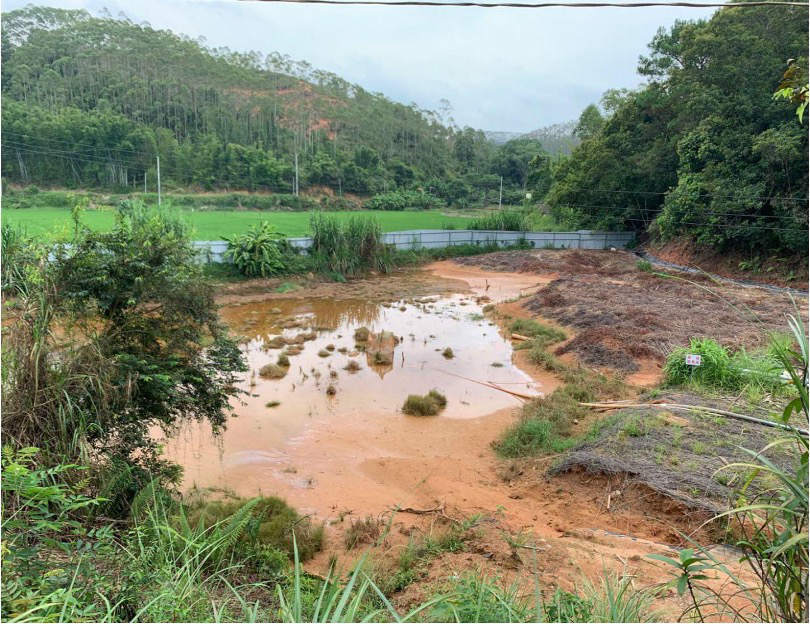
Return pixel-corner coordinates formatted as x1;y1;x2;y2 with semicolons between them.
309;212;393;278
467;210;529;231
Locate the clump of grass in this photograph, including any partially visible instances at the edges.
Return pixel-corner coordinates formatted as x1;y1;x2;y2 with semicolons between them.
467;211;529;231
344;516;382;550
510;318;566;346
354;327;370;342
317;349;331;358
185;494;324;562
344;359;362;372
259;363;288;379
326;384;337;396
528;346;567;372
402;390;447;416
372;350;392;365
277;353;290;368
266;400;281;408
491;361;504;367
309;213;392;277
636;259;653;272
263;335;285;349
664;337;786;396
325;343;335;351
442;347;454;359
494;365;628;457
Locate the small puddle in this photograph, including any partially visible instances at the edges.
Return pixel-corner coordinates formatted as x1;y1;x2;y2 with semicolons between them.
163;291;541;495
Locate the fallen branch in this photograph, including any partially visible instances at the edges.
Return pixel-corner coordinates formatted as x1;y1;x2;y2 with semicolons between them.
397;505;445;515
511;333;531;342
435;369;536;400
579;401;809;437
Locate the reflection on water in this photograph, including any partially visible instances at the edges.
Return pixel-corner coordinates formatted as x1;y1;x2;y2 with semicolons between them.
162;294;540;492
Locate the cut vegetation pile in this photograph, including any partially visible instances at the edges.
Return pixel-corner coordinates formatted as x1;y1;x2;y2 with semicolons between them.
550;391;795;513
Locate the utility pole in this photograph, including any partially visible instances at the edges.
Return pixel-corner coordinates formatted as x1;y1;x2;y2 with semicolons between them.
156;155;162;206
498;176;503;209
294;151;299;196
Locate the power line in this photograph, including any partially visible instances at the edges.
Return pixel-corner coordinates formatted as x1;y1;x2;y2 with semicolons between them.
2;139;146;164
556;200;809;219
242;0;808;8
2;143;148;170
2;131;148;157
551;185;809;203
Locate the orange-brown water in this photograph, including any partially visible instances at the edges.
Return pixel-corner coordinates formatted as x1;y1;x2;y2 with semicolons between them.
162;291;542;500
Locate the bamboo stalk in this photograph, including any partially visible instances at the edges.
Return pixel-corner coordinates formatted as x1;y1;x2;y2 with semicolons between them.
579;401;809;436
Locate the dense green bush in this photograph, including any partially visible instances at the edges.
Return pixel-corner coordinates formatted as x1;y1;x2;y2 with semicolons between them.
224;221;289;277
2;202;246;482
364;190;444;211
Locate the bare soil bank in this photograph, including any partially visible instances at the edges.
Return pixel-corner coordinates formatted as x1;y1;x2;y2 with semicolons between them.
457;248;806;376
648;237;808;290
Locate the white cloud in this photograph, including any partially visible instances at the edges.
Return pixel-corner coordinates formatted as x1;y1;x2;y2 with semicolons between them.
2;0;716;131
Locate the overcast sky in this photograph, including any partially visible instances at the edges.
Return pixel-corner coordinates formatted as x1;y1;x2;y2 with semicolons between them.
3;0;717;132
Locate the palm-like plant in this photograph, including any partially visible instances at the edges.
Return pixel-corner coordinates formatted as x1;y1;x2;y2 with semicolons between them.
224;222;287;277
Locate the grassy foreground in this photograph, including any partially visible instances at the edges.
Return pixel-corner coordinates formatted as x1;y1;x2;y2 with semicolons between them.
2;207;474;240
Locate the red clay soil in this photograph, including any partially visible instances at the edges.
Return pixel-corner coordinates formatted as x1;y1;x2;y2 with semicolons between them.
457;249;806;375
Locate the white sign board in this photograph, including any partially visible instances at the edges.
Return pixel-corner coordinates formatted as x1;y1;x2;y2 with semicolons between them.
685;354;702;366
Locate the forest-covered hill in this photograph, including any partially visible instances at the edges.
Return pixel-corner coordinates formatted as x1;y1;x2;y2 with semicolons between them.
1;6;550;205
545;2;809;256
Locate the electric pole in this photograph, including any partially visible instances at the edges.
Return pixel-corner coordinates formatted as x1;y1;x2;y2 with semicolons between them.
156;155;162;206
498;176;503;209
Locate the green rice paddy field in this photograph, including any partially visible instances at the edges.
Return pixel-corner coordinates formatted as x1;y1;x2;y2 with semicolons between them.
2;207;473;240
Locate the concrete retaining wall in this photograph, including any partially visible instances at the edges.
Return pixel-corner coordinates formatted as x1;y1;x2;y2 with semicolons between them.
193;229;635;263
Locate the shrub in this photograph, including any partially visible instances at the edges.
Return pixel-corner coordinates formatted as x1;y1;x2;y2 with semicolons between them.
442;347;454;359
364;190;443;211
2;204;246;485
636;259;653;272
224;221;288;277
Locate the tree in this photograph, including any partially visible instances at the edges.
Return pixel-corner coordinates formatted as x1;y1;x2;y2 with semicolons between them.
573;104;604;140
547;5;808;255
2;203;246;482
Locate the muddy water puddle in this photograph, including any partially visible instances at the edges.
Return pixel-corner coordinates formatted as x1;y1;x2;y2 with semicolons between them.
164;291;540;498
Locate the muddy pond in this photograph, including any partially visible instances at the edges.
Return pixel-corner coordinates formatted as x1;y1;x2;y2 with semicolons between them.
161;277;545;512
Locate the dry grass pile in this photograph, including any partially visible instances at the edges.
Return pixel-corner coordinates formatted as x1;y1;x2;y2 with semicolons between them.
344;516;383;550
550;391;794;513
